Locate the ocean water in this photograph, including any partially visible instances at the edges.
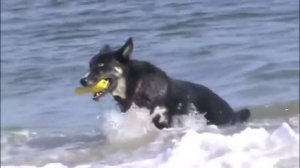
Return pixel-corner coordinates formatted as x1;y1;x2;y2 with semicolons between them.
1;0;299;168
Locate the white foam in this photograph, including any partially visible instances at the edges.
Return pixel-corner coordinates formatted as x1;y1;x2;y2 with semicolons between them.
160;122;298;168
2;122;298;168
1;163;67;168
100;105;157;143
98;122;298;168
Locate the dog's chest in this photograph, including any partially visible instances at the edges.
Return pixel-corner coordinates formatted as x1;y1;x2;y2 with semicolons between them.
132;92;152;109
112;77;126;99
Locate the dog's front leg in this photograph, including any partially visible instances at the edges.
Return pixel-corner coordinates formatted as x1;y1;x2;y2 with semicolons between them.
113;96;132;112
150;105;170;129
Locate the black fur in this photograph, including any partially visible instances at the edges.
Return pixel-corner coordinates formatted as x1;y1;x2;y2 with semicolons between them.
80;38;251;129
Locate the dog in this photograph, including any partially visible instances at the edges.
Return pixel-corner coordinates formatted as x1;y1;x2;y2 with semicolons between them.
79;37;250;129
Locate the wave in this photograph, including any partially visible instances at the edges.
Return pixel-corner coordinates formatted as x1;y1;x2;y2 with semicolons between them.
1;101;299;168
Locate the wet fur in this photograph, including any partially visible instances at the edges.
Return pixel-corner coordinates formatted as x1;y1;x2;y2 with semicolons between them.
80;38;251;129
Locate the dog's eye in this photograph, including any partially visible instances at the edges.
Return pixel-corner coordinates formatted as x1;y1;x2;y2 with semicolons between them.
98;63;104;68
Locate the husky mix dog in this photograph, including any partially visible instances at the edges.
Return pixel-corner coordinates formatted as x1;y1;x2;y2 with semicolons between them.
79;38;250;129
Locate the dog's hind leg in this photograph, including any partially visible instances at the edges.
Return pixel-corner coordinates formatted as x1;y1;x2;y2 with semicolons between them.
194;99;250;125
193;94;238;125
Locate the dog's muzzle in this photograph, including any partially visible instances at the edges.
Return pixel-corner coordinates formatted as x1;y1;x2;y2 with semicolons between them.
80;78;94;87
79;76;117;101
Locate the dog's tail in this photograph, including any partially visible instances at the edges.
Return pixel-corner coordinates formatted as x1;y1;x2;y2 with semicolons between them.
235;108;251;123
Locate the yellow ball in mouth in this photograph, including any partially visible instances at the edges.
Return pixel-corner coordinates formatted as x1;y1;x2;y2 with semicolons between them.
75;79;110;95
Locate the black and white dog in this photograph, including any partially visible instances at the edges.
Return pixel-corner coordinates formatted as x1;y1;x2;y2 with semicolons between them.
79;38;250;129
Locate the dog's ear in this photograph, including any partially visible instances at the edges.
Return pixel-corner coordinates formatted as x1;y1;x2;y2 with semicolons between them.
100;45;111;54
117;37;133;61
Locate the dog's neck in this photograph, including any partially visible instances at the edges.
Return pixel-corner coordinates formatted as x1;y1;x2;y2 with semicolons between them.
113;60;157;112
112;77;127;99
132;79;143;100
113;79;143;112
112;61;142;111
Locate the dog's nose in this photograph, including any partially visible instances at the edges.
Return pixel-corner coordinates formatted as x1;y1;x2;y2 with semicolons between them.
80;78;88;86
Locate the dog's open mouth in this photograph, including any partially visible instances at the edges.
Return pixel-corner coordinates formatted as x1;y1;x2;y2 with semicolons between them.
92;92;104;100
92;78;116;101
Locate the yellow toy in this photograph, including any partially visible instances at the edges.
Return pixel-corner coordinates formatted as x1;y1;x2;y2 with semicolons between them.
75;79;109;95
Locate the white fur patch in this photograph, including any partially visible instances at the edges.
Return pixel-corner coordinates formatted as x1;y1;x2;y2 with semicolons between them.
189;103;197;112
151;106;167;123
112;77;126;99
83;72;90;78
114;67;123;77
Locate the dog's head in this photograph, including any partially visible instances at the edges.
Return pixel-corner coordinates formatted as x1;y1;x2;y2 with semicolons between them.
80;37;133;100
